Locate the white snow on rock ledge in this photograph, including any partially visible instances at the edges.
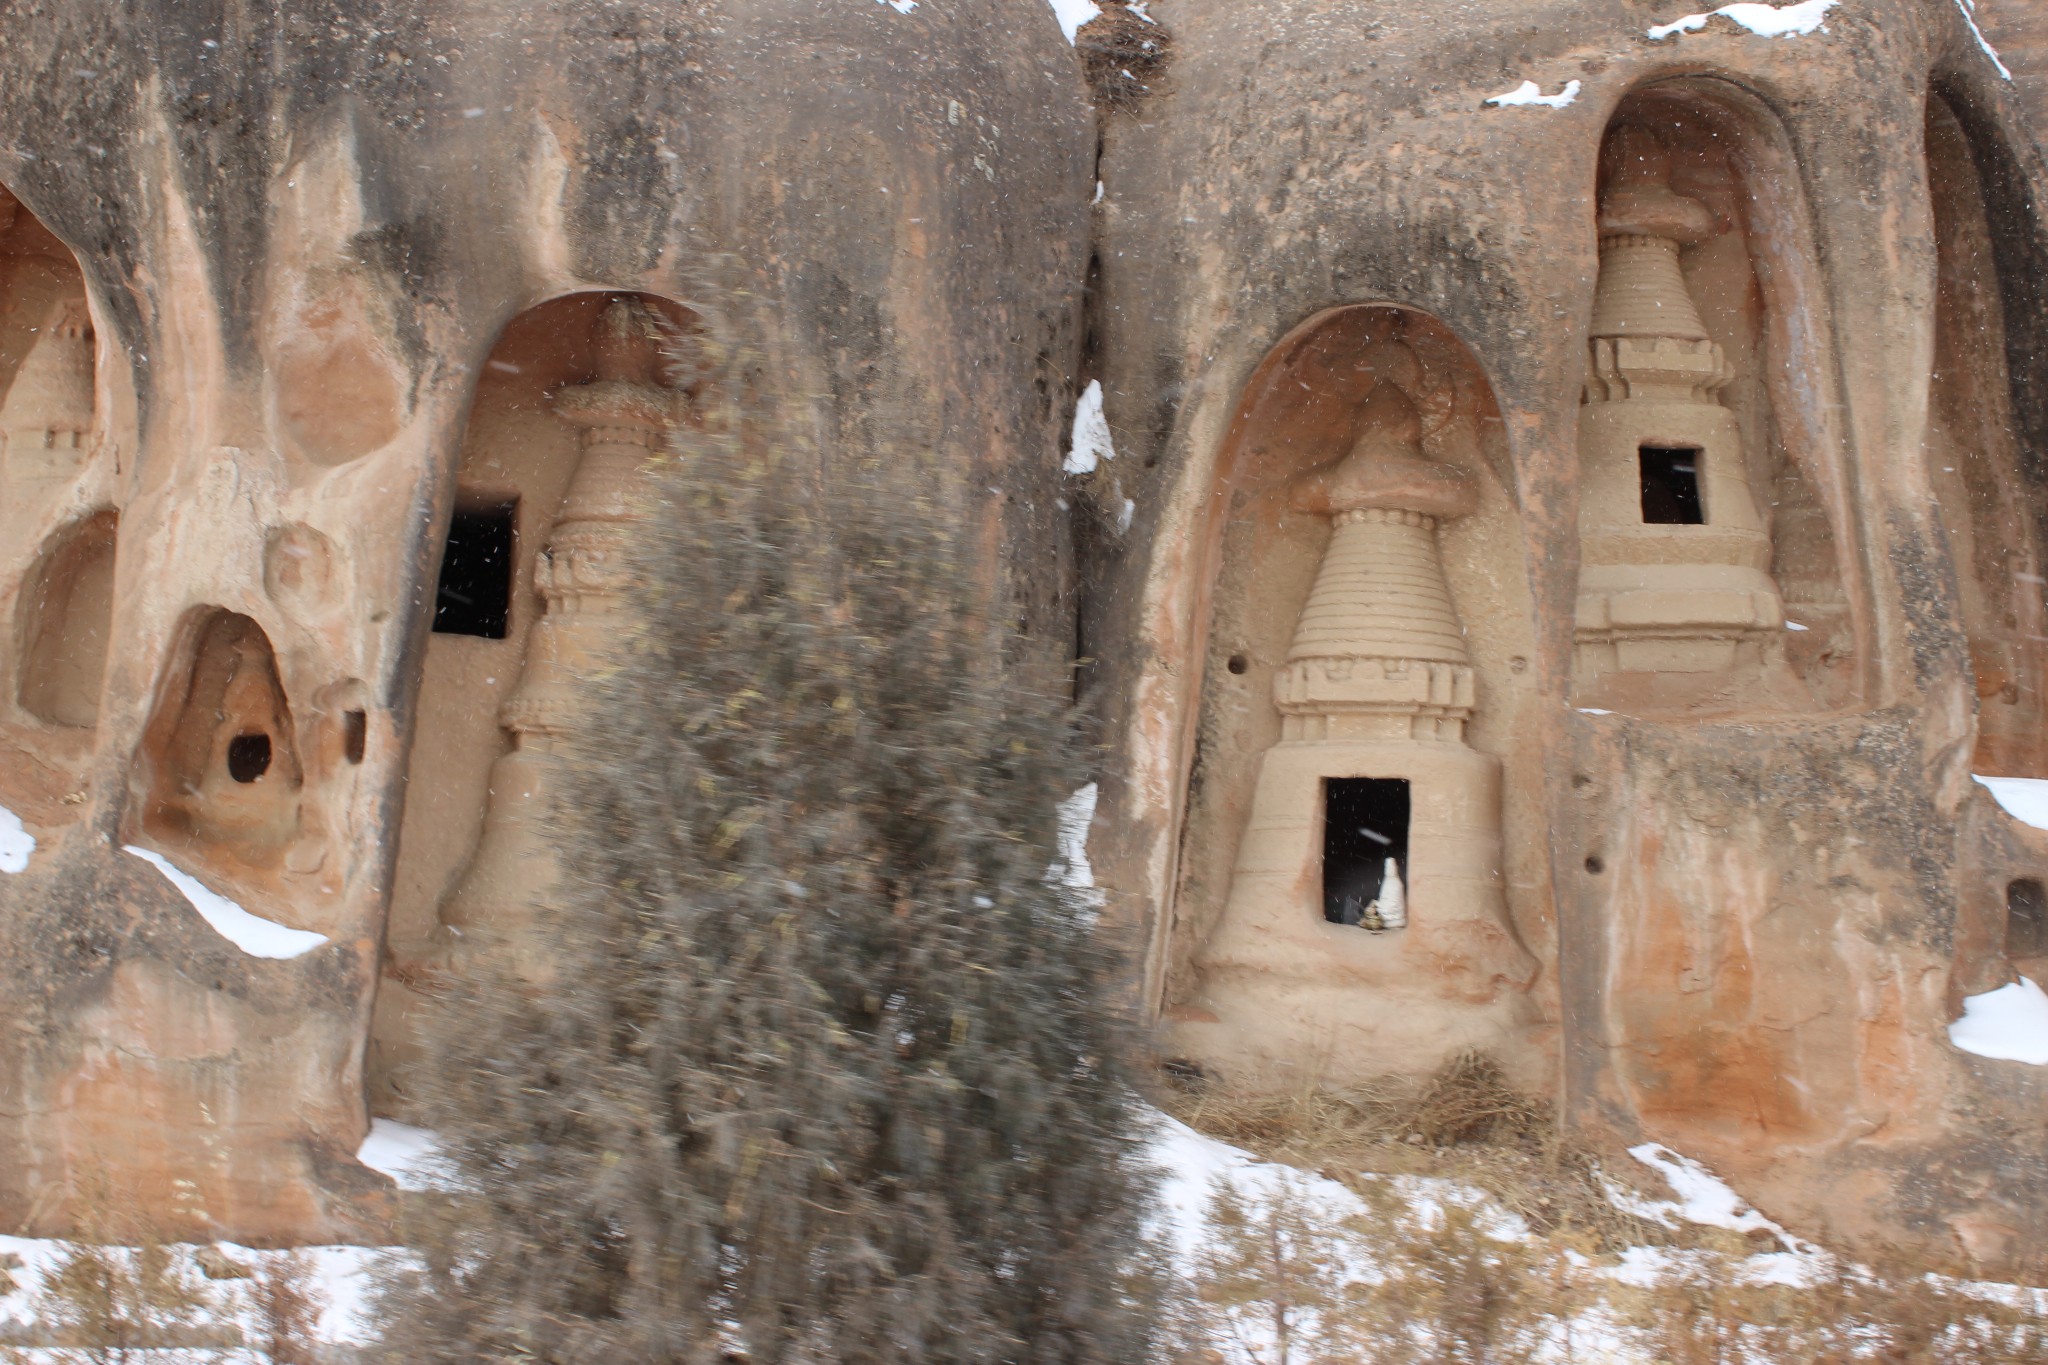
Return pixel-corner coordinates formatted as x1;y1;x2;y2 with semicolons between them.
357;1117;455;1192
1486;79;1581;109
1950;977;2048;1065
1649;0;1836;41
1952;0;2013;80
0;804;34;874
124;845;329;960
1063;379;1117;475
1047;0;1100;44
1974;774;2048;829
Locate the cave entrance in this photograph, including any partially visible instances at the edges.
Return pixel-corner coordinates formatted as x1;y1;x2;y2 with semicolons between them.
1323;777;1410;929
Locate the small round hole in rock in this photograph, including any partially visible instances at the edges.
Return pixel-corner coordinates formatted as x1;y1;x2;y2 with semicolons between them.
1227;653;1249;675
1584;854;1605;875
227;733;272;783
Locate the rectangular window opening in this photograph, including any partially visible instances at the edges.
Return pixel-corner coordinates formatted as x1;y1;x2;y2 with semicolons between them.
2008;877;2048;958
433;499;517;640
1323;777;1411;930
1640;445;1705;525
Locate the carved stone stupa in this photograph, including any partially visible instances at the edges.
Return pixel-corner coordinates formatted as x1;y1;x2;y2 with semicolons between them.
1182;374;1533;1083
0;297;93;485
1574;125;1787;693
436;298;685;981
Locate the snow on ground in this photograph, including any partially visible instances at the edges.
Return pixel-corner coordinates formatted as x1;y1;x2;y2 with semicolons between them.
0;803;33;874
357;1118;454;1193
1949;976;2048;1065
0;1233;391;1352
1975;774;2048;829
1648;0;1836;41
124;846;329;960
1047;0;1100;45
1485;79;1582;109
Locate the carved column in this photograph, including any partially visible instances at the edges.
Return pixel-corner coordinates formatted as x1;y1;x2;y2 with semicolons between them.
438;298;683;981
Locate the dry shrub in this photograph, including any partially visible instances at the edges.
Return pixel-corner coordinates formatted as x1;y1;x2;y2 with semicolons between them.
1075;1;1171;111
1161;1050;1669;1253
1;1181;223;1364
248;1251;325;1365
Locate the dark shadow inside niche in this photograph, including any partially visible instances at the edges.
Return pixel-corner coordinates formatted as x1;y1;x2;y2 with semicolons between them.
2007;877;2047;959
134;609;304;869
16;509;115;728
1923;93;2048;777
1577;83;1857;715
1639;446;1704;525
433;498;517;640
1323;777;1409;929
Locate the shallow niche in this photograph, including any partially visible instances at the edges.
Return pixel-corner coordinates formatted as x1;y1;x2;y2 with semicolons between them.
1572;84;1855;717
371;290;698;1112
0;184;95;492
1166;306;1539;1088
1922;94;2048;778
132;609;304;872
15;509;116;729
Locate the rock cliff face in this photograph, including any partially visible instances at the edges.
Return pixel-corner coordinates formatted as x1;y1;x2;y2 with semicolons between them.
0;0;2042;1268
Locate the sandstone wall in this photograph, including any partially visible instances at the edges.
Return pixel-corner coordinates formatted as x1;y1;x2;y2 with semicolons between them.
0;0;1091;1243
1081;0;2048;1265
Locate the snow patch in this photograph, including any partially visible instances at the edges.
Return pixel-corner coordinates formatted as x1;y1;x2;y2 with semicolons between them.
1145;1110;1375;1259
1611;1143;1821;1257
357;1117;454;1192
1047;0;1100;44
1786;619;1810;631
0;804;33;874
1051;783;1102;900
1063;379;1117;475
1949;977;2048;1065
874;0;917;12
1648;0;1836;41
1485;79;1582;109
1974;774;2048;830
124;845;329;960
1951;0;2013;80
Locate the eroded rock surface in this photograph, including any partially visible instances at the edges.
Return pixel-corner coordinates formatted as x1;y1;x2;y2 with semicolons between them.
0;0;2041;1270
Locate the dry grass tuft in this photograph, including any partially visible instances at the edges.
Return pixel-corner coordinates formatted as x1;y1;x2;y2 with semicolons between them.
1159;1050;1671;1253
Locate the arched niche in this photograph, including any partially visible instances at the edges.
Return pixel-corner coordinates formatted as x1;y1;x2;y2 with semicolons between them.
1922;94;2048;778
1163;305;1542;1089
371;289;700;1112
15;508;116;729
131;609;306;873
0;183;95;495
1573;82;1860;717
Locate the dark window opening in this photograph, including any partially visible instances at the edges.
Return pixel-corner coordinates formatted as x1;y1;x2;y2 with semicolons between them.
1323;777;1410;929
227;732;272;784
343;709;367;765
2008;878;2048;958
434;501;517;639
1640;446;1705;525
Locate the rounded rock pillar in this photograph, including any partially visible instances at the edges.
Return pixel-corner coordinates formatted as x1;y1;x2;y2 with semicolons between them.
1179;378;1534;1088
